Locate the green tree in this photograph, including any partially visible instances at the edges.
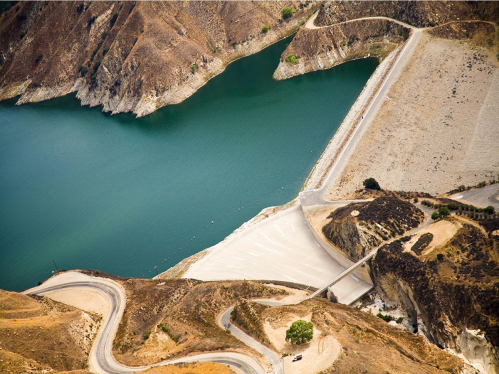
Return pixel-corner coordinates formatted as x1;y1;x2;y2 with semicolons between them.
285;320;313;345
431;211;440;220
286;54;297;63
190;64;197;74
438;206;450;217
282;7;293;19
363;177;380;190
262;25;269;33
484;206;495;214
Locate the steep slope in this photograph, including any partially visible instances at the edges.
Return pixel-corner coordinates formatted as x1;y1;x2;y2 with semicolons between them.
230;298;470;373
322;196;425;261
273;18;409;80
0;290;99;373
315;1;499;28
372;216;499;373
273;1;498;80
0;1;313;117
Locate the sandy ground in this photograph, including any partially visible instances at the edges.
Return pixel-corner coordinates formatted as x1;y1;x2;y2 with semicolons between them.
304;40;402;190
41;288;110;317
263;313;340;374
183;204;372;304
326;32;499;198
24;272;120;318
403;220;461;256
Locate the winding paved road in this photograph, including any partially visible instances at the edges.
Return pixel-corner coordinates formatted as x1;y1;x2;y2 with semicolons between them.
25;273;268;374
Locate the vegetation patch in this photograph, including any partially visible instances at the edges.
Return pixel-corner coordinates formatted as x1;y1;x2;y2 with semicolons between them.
411;233;433;255
286;319;313;345
282;7;293;20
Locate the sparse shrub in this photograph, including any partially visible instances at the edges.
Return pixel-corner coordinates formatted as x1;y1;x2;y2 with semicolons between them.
437;253;444;261
286;54;297;63
143;330;151;340
262;25;269;33
285;320;313;345
76;3;84;13
363;177;381;190
413;198;419;203
282;7;293;19
447;202;459;210
376;313;395;322
190;64;196;74
101;31;109;40
396;317;404;324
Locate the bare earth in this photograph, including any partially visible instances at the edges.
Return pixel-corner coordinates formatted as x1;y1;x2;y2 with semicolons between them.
263;313;341;374
326;32;499;198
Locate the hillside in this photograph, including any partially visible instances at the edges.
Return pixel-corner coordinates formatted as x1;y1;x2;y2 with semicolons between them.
230;297;469;373
322;196;425;261
0;1;313;117
371;214;499;373
0;290;99;373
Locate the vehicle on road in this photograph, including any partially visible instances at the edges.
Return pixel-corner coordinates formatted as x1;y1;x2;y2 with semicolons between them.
292;354;302;362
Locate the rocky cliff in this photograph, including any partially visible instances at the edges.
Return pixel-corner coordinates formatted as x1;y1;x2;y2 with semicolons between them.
372;218;499;373
0;1;313;117
273;18;409;80
273;1;498;81
322;196;425;261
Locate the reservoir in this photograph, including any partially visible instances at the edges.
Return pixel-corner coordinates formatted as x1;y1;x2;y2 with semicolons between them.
0;38;377;291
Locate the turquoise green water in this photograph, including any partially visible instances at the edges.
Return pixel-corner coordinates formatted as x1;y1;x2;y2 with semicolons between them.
0;38;377;291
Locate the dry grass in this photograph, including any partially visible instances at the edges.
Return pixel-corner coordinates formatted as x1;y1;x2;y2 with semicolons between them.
0;290;99;372
112;279;286;366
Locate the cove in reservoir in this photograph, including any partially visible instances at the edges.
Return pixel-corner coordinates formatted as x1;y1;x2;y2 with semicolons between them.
0;38;377;291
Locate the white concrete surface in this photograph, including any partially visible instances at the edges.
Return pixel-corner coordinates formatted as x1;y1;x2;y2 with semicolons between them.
183;204;372;304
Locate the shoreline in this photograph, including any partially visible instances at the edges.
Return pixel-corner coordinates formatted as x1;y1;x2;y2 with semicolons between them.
160;38;408;280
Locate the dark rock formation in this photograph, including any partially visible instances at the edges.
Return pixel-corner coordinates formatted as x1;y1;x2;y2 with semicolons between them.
372;221;499;372
322;196;424;261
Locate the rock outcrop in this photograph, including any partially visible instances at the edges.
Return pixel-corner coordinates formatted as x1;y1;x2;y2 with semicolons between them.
0;1;313;117
372;219;499;373
273;1;499;80
322;196;424;261
273;18;409;80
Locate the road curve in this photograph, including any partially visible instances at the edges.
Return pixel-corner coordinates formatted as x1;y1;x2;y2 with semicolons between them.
305;12;420;31
219;307;283;374
25;274;267;374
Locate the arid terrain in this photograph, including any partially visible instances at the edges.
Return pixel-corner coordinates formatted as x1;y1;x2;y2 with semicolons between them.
0;1;314;117
2;2;499;373
0;289;99;373
326;25;499;198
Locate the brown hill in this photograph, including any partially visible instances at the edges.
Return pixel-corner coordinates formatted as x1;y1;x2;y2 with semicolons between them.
372;216;499;372
0;1;313;117
0;290;99;373
322;196;425;261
